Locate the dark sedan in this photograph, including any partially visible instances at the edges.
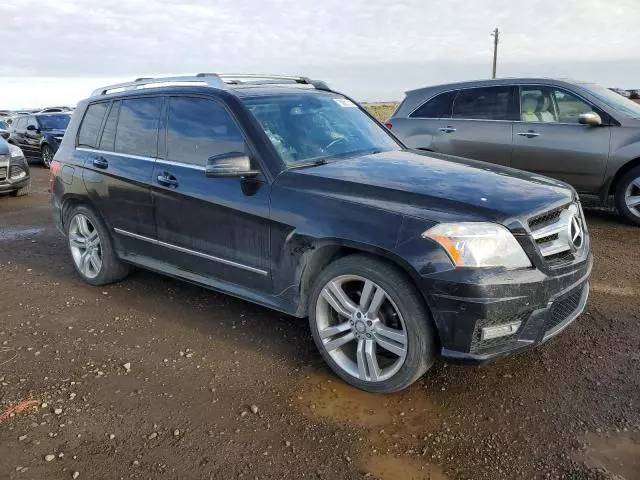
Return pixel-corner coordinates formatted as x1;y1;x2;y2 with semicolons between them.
8;113;71;167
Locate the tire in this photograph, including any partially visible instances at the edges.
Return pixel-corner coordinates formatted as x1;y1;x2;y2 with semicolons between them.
10;179;31;197
66;205;130;286
308;254;437;393
614;166;640;226
41;145;54;168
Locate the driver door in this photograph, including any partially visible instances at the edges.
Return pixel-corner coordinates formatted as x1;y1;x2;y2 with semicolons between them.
511;86;611;193
152;95;271;291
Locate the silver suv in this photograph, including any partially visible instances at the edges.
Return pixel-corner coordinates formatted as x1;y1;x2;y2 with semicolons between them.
386;78;640;225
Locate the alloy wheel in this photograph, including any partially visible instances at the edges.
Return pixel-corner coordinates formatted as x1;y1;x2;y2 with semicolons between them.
69;214;102;279
315;275;408;382
625;176;640;220
42;146;53;168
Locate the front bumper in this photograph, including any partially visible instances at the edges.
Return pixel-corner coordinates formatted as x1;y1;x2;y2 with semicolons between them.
422;253;593;364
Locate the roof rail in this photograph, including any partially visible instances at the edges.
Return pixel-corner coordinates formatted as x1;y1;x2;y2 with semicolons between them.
91;73;330;96
91;75;227;96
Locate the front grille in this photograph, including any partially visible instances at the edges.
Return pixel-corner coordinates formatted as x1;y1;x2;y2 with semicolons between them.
528;203;584;264
545;286;584;332
529;208;563;230
0;166;6;180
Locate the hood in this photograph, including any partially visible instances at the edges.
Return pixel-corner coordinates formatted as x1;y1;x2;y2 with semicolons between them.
43;129;66;137
281;150;574;226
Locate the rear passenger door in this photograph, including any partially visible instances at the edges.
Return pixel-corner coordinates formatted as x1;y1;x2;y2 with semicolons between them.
432;86;517;167
11;117;28;154
152;95;271;290
80;96;161;254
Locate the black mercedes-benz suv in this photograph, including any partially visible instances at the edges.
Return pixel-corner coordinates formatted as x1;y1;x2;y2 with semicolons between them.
50;74;592;392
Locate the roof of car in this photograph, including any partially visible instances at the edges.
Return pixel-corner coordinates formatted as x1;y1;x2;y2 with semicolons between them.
406;77;588;95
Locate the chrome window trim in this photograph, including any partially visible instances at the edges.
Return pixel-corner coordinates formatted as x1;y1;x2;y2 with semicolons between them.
406;82;607;126
76;147;206;171
113;228;268;276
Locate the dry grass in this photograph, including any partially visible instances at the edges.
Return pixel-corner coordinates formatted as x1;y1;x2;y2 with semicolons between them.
363;102;399;122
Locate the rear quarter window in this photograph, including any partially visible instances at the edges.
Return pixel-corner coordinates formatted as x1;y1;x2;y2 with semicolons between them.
410;90;457;119
77;103;109;148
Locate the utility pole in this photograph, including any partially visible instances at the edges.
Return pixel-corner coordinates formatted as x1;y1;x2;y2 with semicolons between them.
491;28;499;79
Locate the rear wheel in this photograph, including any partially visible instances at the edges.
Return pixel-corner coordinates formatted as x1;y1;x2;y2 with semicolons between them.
614;166;640;226
308;254;436;393
66;206;130;285
41;145;54;168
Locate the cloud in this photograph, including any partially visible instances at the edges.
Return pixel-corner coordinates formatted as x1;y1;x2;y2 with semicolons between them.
0;0;638;106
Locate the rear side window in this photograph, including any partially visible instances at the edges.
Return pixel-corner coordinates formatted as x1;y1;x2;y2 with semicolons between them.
410;90;456;118
453;86;516;121
99;101;120;151
115;97;162;158
78;103;108;148
166;97;246;166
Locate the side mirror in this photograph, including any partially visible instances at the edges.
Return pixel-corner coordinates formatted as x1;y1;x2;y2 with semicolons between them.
26;124;37;132
578;112;602;126
205;153;259;178
0;130;9;140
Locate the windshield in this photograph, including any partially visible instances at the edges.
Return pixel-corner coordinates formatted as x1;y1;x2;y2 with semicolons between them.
242;93;400;166
581;83;640;118
37;114;71;131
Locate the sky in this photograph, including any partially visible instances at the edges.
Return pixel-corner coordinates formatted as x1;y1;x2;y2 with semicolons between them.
0;0;638;109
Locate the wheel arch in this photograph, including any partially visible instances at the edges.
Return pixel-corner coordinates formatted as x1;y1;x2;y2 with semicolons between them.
608;156;640;197
295;238;426;318
60;194;108;231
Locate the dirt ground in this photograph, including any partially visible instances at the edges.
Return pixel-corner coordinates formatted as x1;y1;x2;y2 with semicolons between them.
0;167;638;480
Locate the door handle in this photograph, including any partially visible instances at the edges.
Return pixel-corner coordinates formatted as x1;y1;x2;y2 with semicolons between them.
438;126;457;133
157;172;178;187
92;156;109;169
517;131;541;138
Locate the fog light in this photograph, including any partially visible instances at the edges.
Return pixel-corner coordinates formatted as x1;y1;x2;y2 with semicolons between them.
481;321;522;341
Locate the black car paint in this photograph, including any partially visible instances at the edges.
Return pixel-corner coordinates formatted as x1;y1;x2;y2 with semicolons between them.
51;85;592;363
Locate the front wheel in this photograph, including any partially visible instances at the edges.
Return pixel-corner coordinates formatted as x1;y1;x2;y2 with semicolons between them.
41;145;54;168
614;166;640;226
308;254;437;393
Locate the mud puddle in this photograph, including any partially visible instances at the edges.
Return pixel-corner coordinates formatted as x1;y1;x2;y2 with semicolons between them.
0;226;45;241
575;432;640;479
361;454;448;480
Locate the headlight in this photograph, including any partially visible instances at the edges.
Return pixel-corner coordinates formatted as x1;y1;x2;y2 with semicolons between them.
422;222;532;269
9;144;25;159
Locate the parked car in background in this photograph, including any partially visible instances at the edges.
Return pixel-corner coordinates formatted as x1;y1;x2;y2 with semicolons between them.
0;120;9;139
386;78;640;225
610;88;631;98
50;74;591;392
8;112;71;167
38;106;73;113
0;136;31;196
629;90;640;100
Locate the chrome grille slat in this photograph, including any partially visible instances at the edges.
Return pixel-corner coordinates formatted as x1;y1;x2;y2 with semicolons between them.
529;203;584;262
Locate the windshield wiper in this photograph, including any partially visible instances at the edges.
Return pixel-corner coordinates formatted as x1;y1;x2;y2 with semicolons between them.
287;158;331;170
286;148;388;170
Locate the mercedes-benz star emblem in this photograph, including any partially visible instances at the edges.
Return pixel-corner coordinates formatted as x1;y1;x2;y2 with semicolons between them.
569;214;583;249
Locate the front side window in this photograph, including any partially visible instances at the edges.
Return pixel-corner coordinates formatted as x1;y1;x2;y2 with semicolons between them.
243;93;400;165
410;90;456;119
78;102;108;148
552;89;594;123
114;97;162;158
26;116;38;130
453;86;516;121
13;118;25;130
37;114;71;131
166;97;246;166
520;87;594;124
